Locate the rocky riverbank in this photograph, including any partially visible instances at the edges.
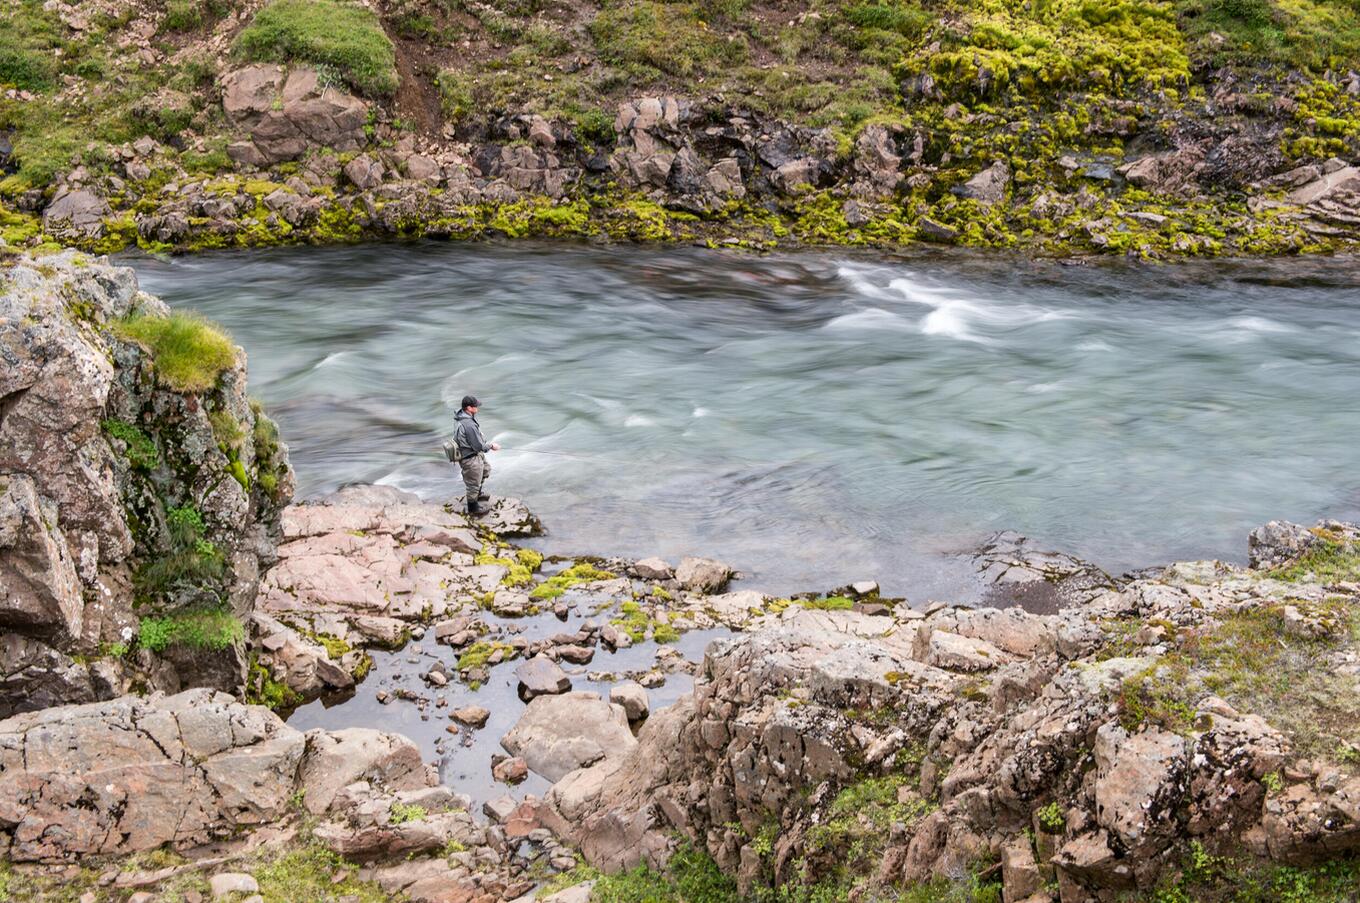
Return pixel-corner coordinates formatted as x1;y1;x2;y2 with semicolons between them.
3;0;1360;258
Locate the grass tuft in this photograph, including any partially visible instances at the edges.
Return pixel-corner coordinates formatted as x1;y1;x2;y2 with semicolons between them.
234;0;398;96
110;312;238;393
139;606;244;653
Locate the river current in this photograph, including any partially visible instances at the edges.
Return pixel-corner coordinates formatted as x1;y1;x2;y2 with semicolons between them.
129;243;1360;600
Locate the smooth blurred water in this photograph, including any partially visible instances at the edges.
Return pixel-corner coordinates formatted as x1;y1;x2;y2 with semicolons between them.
128;243;1360;600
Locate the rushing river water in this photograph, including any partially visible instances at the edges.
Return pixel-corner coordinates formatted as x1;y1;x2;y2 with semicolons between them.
129;243;1360;600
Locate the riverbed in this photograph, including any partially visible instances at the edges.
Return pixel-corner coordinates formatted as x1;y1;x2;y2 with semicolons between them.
129;243;1360;600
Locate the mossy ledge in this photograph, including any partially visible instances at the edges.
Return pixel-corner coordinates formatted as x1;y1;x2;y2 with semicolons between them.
2;0;1358;259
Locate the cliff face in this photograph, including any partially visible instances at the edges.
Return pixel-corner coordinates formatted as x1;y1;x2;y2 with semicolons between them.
2;0;1358;257
0;250;294;715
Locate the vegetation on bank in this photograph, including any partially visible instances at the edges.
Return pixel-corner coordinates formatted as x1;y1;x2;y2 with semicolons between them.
0;840;389;902
0;0;1358;256
233;0;398;96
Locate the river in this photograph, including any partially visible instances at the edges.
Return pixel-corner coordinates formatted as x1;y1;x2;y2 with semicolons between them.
128;242;1360;600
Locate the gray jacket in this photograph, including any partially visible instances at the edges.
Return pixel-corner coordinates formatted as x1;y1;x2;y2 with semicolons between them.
453;409;492;459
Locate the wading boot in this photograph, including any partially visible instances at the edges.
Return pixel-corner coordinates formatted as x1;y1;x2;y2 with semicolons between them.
477;492;490;502
467;500;484;516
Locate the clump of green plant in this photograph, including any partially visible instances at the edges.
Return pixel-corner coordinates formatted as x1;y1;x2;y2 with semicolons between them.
135;504;226;599
162;0;204;32
234;0;398;96
592;841;736;903
246;654;302;710
1270;536;1360;584
102;418;159;471
110;312;237;393
1037;801;1066;832
208;408;246;452
388;802;426;824
138;605;244;653
1146;842;1360;901
529;561;617;600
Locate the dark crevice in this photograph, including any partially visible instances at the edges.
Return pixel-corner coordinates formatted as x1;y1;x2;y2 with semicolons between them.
0;384;32;437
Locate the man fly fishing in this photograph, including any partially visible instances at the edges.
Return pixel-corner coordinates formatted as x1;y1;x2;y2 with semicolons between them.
451;395;500;515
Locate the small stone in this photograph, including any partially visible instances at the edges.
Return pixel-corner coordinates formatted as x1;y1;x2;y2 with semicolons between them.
451;705;490;727
483;794;518;823
630;557;674;580
514;655;572;700
850;580;879;596
425;670;448;687
493;756;529;784
609;681;650;722
210;873;259;899
556;644;595;665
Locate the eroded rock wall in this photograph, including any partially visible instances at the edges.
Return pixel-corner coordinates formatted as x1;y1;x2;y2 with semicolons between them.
0;250;294;714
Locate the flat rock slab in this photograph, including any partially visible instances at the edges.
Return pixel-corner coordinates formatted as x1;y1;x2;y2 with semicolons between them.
501;691;636;782
476;497;542;536
258;487;540;625
0;689;305;862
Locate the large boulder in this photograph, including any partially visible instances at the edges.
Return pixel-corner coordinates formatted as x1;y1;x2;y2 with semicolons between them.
0;689;304;861
298;727;432;814
1247;520;1320;570
222;65;369;166
0;475;84;640
501;691;636;781
41;188;110;241
675;556;732;594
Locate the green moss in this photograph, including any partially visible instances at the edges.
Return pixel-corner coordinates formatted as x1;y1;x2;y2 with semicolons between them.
0;203;43;246
102;418;159;471
530;562;618;599
590;1;747;80
234;0;398;96
1037;800;1065;832
1271;536;1360;584
139;606;244;653
388;802;427;824
904;0;1190;102
251;844;389;903
110;312;238;393
457;640;514;671
1115;600;1360;763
